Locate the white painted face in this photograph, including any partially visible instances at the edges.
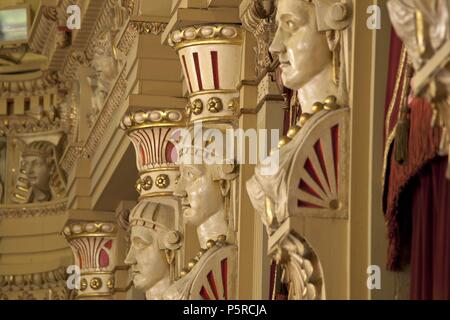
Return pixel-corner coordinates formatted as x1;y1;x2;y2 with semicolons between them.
124;226;168;292
21;155;51;191
174;163;224;227
269;0;332;90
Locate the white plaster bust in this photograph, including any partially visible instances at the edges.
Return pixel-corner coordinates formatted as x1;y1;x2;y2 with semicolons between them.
248;0;352;229
247;0;352;300
124;201;181;300
174;162;235;248
270;0;352;111
165;128;238;299
174;129;238;248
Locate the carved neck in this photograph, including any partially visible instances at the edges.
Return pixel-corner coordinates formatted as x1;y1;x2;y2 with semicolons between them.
297;63;339;113
197;209;228;248
145;275;171;300
32;187;51;202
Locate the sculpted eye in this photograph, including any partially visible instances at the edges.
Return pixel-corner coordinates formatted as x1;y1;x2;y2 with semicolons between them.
133;238;149;250
185;169;194;179
286;20;296;30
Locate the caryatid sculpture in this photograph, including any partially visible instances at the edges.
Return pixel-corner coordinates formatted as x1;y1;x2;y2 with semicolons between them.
124;201;182;300
165;128;239;300
120;108;187;299
387;0;450;177
165;23;243;299
13;140;66;204
247;0;353;299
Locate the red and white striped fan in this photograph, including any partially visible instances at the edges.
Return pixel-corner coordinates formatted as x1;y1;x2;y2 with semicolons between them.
190;245;237;300
288;109;349;219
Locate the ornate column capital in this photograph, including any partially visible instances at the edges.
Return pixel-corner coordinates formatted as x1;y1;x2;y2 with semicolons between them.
168;25;243;125
120;109;187;199
63;221;118;299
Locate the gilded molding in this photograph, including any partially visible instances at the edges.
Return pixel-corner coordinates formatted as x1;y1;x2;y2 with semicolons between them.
0;71;61;98
120;109;185;131
60;69;127;171
0;267;67;292
117;20;167;57
168;25;242;51
241;0;277;78
63;221;117;240
0;198;67;219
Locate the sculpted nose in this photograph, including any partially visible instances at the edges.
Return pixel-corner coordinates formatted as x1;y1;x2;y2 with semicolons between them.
173;176;187;198
269;28;285;57
124;247;136;265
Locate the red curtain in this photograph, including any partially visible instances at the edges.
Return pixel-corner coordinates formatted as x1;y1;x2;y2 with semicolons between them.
383;28;450;299
409;156;450;299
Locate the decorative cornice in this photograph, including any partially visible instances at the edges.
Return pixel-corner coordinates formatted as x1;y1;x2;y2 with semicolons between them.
0;116;62;137
117;20;167;57
0;198;67;219
132;21;167;35
0;71;62;98
0;267;67;292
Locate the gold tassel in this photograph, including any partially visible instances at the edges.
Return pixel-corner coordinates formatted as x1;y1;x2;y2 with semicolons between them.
395;63;413;165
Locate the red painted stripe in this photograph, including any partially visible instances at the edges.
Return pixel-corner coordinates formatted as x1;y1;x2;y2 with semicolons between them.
193;52;204;91
207;271;220;299
221;259;228;300
182;55;193;93
299;179;322;200
200;287;211;300
314;140;330;190
298;199;325;209
211;51;220;89
304;159;325;193
331;125;339;192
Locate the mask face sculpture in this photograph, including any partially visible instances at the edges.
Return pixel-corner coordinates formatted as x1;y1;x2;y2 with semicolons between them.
13;141;65;203
124;201;181;300
21;155;51;193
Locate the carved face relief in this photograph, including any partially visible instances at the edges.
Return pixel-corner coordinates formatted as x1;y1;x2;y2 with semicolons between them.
175;163;224;227
21;155;51;191
270;0;332;90
124;226;168;292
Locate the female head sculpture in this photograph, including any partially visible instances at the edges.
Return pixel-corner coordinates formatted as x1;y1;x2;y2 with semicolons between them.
269;0;352;109
124;201;182;300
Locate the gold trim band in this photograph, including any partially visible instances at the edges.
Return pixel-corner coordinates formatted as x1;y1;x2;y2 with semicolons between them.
189;116;237;126
175;39;242;52
138;192;174;200
66;232;117;240
75;292;114;299
80;271;114;276
140;167;179;174
189;89;238;98
126;122;185;133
